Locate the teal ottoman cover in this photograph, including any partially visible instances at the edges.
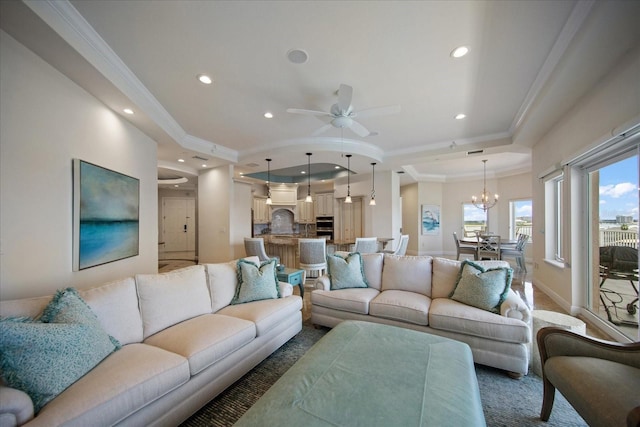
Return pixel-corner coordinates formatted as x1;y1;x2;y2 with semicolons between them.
235;320;486;426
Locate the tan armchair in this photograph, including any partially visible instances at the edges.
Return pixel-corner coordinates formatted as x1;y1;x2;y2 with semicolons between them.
537;327;640;427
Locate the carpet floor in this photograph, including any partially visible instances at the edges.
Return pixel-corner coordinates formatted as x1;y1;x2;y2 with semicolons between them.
181;322;587;427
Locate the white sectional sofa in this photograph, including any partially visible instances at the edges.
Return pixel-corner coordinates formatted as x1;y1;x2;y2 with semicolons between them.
311;253;532;376
0;257;302;427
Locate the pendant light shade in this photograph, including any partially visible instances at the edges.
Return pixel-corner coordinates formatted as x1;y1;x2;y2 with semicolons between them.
265;158;272;205
305;153;313;202
471;159;498;211
369;162;376;206
345;154;352;204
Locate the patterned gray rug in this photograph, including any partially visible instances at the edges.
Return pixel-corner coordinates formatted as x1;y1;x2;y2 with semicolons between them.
181;322;587;427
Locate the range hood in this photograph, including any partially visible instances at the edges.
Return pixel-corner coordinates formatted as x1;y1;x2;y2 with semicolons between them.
269;185;298;205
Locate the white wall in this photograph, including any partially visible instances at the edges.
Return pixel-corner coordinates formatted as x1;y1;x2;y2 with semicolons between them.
198;165;233;263
0;31;158;300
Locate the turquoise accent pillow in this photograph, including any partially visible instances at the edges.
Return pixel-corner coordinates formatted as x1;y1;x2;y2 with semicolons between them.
0;288;120;413
449;260;513;313
232;259;280;304
327;252;369;290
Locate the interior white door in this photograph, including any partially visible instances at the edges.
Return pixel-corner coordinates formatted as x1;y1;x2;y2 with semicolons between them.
162;198;196;252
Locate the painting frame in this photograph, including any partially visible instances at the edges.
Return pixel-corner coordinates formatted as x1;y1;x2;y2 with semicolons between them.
73;159;140;270
421;204;441;235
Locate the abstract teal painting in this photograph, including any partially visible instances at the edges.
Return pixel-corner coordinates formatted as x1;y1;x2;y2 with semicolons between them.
421;204;440;235
73;160;139;270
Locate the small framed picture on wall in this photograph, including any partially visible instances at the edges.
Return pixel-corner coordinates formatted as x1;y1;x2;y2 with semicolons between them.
421;204;440;235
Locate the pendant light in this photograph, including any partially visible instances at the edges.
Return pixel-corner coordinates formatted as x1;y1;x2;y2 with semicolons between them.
345;154;352;204
369;162;376;206
471;159;498;211
265;158;272;205
305;153;313;202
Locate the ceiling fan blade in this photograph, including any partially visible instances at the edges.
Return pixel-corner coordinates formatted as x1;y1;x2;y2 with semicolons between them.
311;123;334;137
286;108;331;117
337;84;353;112
356;104;401;118
349;120;371;137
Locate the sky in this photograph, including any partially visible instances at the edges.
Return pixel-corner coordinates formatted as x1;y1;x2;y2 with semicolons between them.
599;155;638;221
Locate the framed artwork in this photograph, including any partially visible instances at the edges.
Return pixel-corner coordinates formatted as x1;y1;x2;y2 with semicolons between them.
73;159;139;270
421;204;440;235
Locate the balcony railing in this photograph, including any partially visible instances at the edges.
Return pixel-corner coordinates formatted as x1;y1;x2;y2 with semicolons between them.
600;229;638;248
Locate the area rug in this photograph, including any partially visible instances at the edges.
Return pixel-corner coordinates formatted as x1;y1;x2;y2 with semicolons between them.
181;322;587;427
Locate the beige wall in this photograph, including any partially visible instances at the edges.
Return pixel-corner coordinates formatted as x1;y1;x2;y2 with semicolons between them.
0;31;158;300
532;47;640;313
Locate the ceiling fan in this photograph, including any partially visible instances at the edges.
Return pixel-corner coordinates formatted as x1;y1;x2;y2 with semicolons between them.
287;84;400;137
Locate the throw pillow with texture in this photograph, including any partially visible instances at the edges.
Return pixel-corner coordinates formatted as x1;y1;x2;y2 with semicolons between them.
0;288;120;413
449;260;513;313
232;259;280;304
327;252;369;290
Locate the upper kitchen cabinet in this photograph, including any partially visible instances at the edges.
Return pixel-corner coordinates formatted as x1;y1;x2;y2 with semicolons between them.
270;185;298;205
296;199;315;223
253;197;270;223
314;193;334;216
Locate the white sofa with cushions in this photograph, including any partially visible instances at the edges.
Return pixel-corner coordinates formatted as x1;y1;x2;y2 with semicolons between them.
0;257;302;427
311;253;532;376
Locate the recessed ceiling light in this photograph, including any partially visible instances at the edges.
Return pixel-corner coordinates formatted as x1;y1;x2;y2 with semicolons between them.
286;48;309;64
450;46;469;58
334;166;340;169
123;108;134;115
174;185;179;188
301;171;306;174
264;112;273;119
202;164;207;168
197;74;212;84
178;158;185;162
455;113;467;120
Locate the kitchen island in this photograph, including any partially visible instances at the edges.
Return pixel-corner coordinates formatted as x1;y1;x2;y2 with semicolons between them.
258;235;354;269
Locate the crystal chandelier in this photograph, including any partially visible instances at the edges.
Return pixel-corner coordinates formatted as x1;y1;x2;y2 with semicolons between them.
471;159;498;211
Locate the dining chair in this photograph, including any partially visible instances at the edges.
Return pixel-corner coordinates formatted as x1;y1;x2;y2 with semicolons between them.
382;235;409;255
298;238;327;284
244;237;279;264
354;237;379;254
453;232;478;260
477;235;501;260
500;233;528;271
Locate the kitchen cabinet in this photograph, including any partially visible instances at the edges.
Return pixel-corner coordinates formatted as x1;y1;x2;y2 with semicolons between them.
314;193;334;216
270;185;297;205
338;197;362;241
253;198;270;223
296;199;315;223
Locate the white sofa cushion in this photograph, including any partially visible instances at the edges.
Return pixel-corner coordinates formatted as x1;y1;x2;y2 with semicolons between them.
361;253;384;290
32;343;189;427
369;290;432;326
81;277;143;345
144;314;255;376
311;288;380;315
136;265;212;339
431;257;462;299
218;296;303;336
381;255;432;296
428;298;530;344
205;256;260;312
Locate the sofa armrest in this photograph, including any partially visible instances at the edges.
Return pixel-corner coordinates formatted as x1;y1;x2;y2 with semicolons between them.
278;281;293;298
0;386;34;427
500;289;531;324
314;275;330;291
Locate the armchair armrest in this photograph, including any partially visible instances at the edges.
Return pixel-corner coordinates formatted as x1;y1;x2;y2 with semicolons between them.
500;289;531;323
537;327;640;369
314;275;330;291
0;385;34;426
278;281;293;298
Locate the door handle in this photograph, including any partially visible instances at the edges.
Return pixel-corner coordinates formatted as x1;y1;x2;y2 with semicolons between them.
184;224;187;232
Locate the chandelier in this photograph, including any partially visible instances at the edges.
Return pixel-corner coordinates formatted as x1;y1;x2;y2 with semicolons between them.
471;159;498;211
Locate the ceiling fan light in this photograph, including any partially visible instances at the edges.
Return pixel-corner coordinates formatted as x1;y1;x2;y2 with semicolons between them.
332;116;353;129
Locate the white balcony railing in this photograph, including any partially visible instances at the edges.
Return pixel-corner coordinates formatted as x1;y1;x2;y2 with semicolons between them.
600;229;638;248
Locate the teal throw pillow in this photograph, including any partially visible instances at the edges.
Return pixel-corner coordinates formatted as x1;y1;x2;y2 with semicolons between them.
0;288;120;413
327;252;369;290
232;259;280;304
449;260;513;313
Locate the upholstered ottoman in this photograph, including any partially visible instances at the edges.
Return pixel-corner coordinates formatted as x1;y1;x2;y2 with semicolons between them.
235;320;486;426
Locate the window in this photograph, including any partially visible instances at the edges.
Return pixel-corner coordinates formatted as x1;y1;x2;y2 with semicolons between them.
462;203;487;237
510;199;532;241
544;172;564;264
